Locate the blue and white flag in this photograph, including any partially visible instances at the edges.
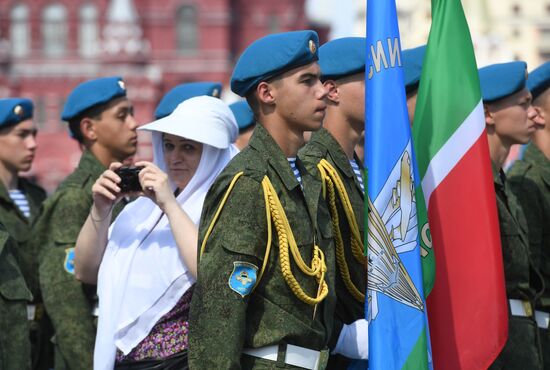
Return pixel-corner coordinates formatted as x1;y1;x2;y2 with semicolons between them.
365;0;432;368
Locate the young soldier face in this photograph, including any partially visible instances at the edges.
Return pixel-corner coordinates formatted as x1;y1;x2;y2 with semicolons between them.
162;133;203;190
0;119;37;173
271;62;328;133
93;97;138;161
487;88;538;145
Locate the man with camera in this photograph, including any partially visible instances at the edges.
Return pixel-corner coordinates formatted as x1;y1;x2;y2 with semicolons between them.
33;76;138;370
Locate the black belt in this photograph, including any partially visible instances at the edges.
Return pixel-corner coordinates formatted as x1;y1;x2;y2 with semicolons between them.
115;350;188;370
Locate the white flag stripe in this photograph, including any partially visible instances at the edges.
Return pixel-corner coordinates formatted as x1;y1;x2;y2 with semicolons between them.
421;100;485;207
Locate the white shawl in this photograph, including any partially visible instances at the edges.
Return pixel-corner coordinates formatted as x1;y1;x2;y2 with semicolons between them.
94;96;238;370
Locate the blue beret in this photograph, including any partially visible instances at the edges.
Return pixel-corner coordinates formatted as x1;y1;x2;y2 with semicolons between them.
231;30;319;97
229;101;255;132
402;45;426;93
479;61;527;103
0;98;33;128
155;82;223;119
61;76;127;121
318;37;366;80
527;61;550;101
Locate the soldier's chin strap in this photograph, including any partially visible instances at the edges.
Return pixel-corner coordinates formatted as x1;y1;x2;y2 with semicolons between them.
200;172;328;306
317;159;365;303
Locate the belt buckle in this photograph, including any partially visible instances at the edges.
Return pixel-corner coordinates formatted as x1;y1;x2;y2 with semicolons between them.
522;300;533;317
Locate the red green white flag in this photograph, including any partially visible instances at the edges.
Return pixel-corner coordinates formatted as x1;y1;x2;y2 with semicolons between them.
412;0;508;368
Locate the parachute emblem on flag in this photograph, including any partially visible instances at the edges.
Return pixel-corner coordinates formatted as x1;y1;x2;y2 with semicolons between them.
367;146;424;321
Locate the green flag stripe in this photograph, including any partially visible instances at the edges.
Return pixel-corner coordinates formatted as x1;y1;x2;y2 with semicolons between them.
401;329;429;370
413;0;482;179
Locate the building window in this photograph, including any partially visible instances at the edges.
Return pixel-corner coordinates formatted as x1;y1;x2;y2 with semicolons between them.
10;4;30;57
176;5;198;54
34;97;47;129
79;3;99;57
268;15;279;34
42;3;68;57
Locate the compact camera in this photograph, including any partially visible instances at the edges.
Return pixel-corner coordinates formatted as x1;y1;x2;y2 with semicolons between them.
115;166;144;193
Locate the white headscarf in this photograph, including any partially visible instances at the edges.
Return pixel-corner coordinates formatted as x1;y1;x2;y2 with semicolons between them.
94;96;239;370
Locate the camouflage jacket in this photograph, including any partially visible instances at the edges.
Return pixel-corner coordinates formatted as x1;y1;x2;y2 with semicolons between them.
0;226;32;370
0;178;46;298
189;124;338;369
299;128;366;325
492;162;543;301
509;144;550;312
35;150;105;370
490;162;544;369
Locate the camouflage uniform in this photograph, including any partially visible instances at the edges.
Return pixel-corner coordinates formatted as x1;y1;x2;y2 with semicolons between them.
299;128;366;368
0;178;45;296
0;178;52;369
0;225;32;370
35;150;111;370
508;144;550;369
188;124;338;369
490;162;544;370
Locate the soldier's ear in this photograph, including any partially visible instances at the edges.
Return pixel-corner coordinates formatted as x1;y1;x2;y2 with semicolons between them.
256;82;275;105
324;80;339;103
80;117;98;141
484;104;495;126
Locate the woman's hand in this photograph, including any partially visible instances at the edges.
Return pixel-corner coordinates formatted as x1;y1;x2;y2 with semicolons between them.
136;161;177;213
91;162;126;219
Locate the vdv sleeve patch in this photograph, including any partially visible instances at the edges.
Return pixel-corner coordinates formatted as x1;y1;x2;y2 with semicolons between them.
64;247;75;274
228;261;258;297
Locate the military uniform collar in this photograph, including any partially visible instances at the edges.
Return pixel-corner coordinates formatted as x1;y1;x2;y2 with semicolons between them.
524;143;550;185
248;124;301;191
0;179;10;203
0;176;28;202
312;128;355;177
78;149;107;179
491;160;505;187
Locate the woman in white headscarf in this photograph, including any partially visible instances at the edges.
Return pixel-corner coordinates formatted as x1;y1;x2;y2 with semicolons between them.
74;96;239;370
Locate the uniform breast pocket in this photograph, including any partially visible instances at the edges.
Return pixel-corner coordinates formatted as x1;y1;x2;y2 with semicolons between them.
0;256;32;302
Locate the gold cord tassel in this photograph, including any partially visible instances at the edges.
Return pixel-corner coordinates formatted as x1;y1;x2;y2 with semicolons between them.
318;159;365;302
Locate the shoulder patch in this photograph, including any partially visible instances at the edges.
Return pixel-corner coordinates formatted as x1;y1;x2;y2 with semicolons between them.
228;261;258;297
64;247;75;274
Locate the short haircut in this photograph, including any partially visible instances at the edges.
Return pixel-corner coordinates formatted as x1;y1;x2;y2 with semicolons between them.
67;98;120;143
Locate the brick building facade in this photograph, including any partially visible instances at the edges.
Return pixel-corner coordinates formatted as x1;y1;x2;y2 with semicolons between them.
0;0;308;191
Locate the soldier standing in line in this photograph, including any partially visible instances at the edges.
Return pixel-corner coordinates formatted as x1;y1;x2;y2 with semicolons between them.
154;81;223;120
479;61;545;370
508;61;550;369
299;37;367;369
402;45;426;125
0;98;52;369
34;76;138;370
188;30;368;369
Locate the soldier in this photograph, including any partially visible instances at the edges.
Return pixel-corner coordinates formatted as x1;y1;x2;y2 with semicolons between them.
508;61;550;369
154;81;223;119
299;37;367;369
402;45;426;125
188;30;368;369
0;223;33;370
0;98;51;369
229;100;256;150
479;61;545;369
35;76;138;370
